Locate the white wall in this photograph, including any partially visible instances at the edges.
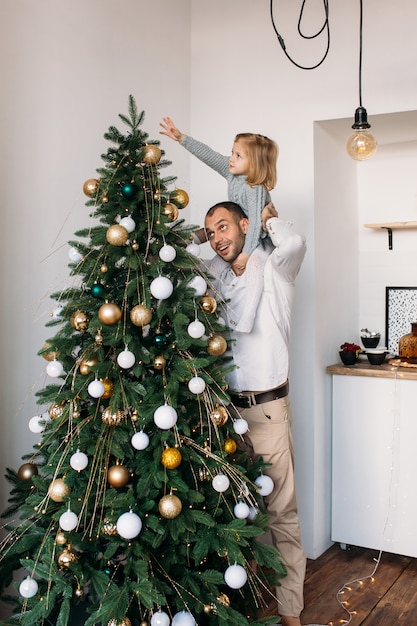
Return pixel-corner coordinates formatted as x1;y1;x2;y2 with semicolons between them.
1;0;417;567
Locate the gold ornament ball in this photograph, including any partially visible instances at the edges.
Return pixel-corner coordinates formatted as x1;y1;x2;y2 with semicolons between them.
102;520;118;536
57;547;77;569
158;493;182;519
210;405;228;427
207;334;227;356
70;309;90;331
17;463;38;481
153;355;166;371
100;263;109;273
106;224;129;246
98;302;122;325
224;437;237;455
48;401;66;420
102;407;124;426
203;604;213;614
48;478;70;502
40;342;59;361
107;464;131;488
171;188;189;208
131;240;139;251
130;304;152;327
95;330;104;345
100;378;114;399
143;144;162;165
163;202;179;222
161;447;182;469
79;357;99;375
55;532;66;545
83;178;100;197
139;622;149;626
199;295;217;314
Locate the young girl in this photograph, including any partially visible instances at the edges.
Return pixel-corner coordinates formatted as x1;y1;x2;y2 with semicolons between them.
159;117;278;274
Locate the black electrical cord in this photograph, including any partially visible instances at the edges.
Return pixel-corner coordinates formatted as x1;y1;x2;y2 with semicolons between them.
269;0;330;70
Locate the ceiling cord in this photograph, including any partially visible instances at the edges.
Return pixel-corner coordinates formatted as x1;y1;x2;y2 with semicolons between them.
269;0;330;70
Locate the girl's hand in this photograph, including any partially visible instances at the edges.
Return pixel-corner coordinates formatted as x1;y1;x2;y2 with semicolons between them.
160;117;185;142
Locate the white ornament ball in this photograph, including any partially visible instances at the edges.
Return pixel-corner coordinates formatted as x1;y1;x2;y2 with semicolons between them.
185;243;201;257
119;215;136;233
68;247;83;263
70;450;88;471
29;414;49;434
116;511;142;539
255;474;274;496
88;379;105;398
131;430;150;450
187;320;205;339
212;473;230;493
224;563;247;589
233;418;249;435
188;376;206;395
150;611;171;626
150;276;174;300
188;275;207;296
234;501;250;519
172;611;196;625
46;360;64;378
117;349;136;369
59;510;78;531
154;404;178;429
159;244;177;262
19;576;38;599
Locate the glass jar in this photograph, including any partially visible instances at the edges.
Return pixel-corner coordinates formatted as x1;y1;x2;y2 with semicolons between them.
398;322;417;363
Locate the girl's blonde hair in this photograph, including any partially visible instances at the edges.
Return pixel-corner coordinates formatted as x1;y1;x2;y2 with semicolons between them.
234;133;278;191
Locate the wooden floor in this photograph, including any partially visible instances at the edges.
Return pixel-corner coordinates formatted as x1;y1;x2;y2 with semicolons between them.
265;542;417;625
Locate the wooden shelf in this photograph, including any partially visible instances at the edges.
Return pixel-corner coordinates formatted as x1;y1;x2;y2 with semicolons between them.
364;221;417;249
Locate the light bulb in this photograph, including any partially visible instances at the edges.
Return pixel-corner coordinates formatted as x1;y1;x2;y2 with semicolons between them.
346;106;377;161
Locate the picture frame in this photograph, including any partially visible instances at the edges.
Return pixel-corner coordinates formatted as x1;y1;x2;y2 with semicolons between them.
385;286;417;355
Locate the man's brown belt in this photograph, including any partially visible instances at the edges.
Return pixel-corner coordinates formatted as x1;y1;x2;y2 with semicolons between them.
230;382;289;409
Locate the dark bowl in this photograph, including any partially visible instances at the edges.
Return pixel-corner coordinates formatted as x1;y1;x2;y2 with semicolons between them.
366;350;387;365
361;335;380;349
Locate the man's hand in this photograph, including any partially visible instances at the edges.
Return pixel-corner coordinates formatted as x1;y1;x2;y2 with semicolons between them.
261;202;278;231
160;117;185;142
231;251;249;276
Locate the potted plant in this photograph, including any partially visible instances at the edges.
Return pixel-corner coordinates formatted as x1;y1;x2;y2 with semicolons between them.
339;342;362;366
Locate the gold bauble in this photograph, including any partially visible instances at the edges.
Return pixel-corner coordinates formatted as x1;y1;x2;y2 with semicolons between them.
130;304;152;327
57;547;78;569
70;309;90;331
131;240;139;251
100;263;109;273
79;357;99;375
100;378;114;399
203;604;213;614
98;302;122;325
83;178;100;197
40;342;59;361
161;447;182;469
139;622;149;626
158;494;182;519
207;334;227;356
17;462;38;481
216;593;231;607
199;295;217;314
153;355;166;371
163;202;179;222
106;224;129;246
107;464;131;488
95;330;104;345
143;144;162;165
56;532;67;545
48;401;66;420
48;478;70;502
107;619;132;626
171;188;189;208
102;407;124;426
210;405;228;427
102;520;118;536
224;437;237;455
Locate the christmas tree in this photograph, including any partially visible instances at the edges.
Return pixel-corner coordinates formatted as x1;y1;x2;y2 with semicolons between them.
0;96;284;626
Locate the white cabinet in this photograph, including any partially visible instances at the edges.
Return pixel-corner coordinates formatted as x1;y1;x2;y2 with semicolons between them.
329;367;417;557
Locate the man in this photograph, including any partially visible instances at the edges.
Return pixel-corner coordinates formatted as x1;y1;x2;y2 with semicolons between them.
202;202;321;626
